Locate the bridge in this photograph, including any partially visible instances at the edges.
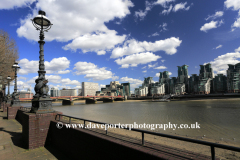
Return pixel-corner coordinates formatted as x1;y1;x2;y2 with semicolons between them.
19;95;127;105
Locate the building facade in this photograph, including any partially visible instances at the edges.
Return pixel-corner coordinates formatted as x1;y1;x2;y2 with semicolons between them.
213;74;227;93
78;89;82;96
82;82;99;96
50;87;60;97
227;63;240;93
134;63;229;96
19;89;33;98
60;89;77;96
97;81;130;96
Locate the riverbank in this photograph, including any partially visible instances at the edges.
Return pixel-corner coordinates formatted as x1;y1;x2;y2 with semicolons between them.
0;109;68;160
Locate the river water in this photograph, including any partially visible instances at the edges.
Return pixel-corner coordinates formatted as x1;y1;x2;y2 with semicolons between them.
21;99;240;144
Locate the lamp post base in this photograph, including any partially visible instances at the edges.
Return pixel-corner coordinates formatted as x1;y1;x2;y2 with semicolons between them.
30;97;55;114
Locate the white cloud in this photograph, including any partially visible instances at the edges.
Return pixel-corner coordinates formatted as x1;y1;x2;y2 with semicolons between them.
99;84;106;90
18;76;27;81
214;45;223;49
224;0;240;10
154;66;167;69
46;75;62;84
232;17;240;29
142;70;147;73
206;52;240;74
115;52;161;68
200;20;224;32
111;37;182;58
224;0;240;30
61;78;81;86
235;46;240;52
0;0;35;9
169;72;172;75
73;61;117;81
158;23;168;32
135;0;174;20
173;2;190;12
100;84;106;88
97;50;106;55
148;63;158;68
58;70;71;74
155;73;160;77
161;60;165;62
16;80;32;90
154;0;175;8
62;30;125;54
205;11;224;20
27;75;81;88
142;66;147;69
135;1;152;20
18;57;70;75
74;86;82;89
148;32;159;37
16;0;133;54
162;4;173;15
120;76;143;90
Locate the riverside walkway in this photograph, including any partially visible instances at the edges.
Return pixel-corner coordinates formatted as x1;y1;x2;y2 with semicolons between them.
0;109;68;160
0;107;226;159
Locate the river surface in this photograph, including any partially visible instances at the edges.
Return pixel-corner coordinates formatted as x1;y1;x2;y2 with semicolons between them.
21;99;240;144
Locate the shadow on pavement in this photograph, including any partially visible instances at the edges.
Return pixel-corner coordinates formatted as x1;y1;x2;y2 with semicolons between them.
0;127;26;149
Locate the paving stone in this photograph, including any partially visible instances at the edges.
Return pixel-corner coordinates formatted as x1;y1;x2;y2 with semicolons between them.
0;145;4;151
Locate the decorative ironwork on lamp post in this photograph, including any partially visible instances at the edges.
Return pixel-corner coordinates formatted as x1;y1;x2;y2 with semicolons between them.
30;10;54;113
11;62;21;107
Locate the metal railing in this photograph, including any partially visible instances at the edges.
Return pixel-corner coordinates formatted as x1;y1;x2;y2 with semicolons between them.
56;114;240;160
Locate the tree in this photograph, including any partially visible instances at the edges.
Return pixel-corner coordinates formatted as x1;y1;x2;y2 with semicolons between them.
0;29;19;91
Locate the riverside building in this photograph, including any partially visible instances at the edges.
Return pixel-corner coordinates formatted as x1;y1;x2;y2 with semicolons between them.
134;62;239;96
60;88;77;96
97;81;130;96
226;63;240;93
82;82;99;96
19;89;33;98
50;87;60;97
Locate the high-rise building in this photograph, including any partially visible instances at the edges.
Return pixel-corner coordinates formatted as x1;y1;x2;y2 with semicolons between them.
189;74;199;93
50;87;60;97
213;74;227;93
60;88;77;96
227;63;240;93
82;82;99;96
159;71;170;94
78;89;82;96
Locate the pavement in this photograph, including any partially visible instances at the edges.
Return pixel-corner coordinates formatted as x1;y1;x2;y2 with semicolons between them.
0;108;68;160
0;108;220;160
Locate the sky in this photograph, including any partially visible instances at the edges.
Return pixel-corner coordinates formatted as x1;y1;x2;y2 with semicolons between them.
1;0;240;94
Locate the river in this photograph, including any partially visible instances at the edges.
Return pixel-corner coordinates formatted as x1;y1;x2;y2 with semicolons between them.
21;99;240;145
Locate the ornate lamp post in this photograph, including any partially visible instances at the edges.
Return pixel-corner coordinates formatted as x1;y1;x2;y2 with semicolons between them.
30;10;54;113
11;62;21;107
6;76;12;104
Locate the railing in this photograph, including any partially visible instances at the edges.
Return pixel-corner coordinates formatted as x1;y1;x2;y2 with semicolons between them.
56;114;240;160
20;107;31;111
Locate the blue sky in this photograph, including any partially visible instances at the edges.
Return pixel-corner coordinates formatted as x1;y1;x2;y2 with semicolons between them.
1;0;240;94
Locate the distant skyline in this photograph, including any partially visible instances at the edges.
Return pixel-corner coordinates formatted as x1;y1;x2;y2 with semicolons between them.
1;0;240;94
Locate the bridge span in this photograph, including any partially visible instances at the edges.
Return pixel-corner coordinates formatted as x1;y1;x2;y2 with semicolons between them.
19;95;127;105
